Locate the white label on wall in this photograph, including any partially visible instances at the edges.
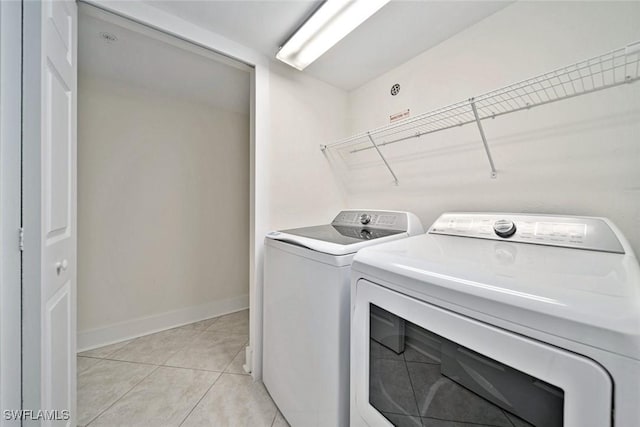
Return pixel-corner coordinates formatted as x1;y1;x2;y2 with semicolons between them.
390;109;410;123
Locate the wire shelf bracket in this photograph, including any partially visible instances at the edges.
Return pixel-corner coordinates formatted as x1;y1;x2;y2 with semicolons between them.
367;132;399;185
470;98;498;178
322;40;640;182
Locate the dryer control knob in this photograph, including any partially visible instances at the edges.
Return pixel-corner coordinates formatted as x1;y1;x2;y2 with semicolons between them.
494;219;517;238
360;213;371;225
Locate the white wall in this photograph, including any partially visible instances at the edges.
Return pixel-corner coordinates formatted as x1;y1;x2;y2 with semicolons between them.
82;0;273;376
77;75;250;349
247;61;349;378
342;1;640;254
268;60;349;230
76;1;350;376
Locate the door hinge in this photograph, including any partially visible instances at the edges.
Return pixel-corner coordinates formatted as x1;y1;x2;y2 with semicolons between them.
19;227;24;251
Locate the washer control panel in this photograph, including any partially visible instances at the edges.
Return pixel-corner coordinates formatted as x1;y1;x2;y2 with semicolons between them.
429;213;624;253
332;210;408;231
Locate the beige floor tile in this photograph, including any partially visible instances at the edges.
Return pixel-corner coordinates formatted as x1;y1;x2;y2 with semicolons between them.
78;340;133;359
224;348;250;375
181;374;277;427
272;410;290;427
176;317;218;332
89;367;219;427
77;360;155;426
77;356;101;374
109;328;200;365
164;332;248;372
205;309;249;336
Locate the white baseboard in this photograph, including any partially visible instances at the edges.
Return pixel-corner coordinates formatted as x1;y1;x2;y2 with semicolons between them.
77;294;249;353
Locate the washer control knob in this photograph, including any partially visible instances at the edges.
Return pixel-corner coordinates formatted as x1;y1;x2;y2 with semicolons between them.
494;219;517;238
360;213;371;225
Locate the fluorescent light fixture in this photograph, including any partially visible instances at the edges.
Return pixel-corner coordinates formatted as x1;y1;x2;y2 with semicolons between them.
276;0;390;70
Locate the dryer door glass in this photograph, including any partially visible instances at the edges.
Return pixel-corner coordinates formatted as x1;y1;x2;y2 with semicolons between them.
369;304;565;427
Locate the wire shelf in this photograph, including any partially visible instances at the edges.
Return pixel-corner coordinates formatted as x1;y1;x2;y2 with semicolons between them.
322;41;640;182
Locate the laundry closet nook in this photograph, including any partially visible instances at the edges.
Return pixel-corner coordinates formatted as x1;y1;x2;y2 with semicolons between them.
3;1;640;427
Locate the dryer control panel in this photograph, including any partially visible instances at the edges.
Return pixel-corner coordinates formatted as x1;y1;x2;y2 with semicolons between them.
429;213;624;254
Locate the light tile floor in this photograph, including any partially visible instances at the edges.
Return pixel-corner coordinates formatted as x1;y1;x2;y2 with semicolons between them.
77;310;289;427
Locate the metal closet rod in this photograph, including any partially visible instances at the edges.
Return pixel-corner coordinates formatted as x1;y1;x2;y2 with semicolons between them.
348;74;638;155
359;98;497;182
321;40;640;182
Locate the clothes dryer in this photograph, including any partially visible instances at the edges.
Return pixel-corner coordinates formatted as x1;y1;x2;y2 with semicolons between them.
351;213;640;427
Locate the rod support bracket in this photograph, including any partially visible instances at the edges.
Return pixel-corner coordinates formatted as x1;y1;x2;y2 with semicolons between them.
470;99;498;179
367;132;399;185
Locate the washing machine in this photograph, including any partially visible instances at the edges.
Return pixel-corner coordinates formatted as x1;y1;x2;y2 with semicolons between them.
350;212;640;427
263;210;423;427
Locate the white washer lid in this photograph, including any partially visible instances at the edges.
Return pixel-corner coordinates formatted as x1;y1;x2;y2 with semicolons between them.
265;228;410;256
265;210;424;256
352;228;640;360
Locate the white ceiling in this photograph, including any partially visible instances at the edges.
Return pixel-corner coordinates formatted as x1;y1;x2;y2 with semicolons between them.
149;0;322;58
306;1;511;90
79;6;251;114
146;0;512;91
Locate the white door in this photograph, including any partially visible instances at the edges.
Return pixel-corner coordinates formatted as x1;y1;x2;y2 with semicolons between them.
41;0;77;423
23;0;77;425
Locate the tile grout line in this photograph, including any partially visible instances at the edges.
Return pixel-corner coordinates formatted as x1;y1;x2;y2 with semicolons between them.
78;319;213;359
84;364;161;427
78;311;245;359
76;355;108;361
160;340;249;374
214;371;248;377
82;331;248;372
78;310;246;356
269;410;278;427
161;331;248;373
221;343;248;374
174;315;249;425
196;331;251;339
177;316;220;332
177;370;224;427
78;314;249;426
78;337;141;360
97;328;208;368
86;356;160;368
160;363;225;374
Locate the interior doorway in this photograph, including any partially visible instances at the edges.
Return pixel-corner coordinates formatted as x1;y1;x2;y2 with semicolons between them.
20;1;267;424
74;5;254;423
76;4;251;353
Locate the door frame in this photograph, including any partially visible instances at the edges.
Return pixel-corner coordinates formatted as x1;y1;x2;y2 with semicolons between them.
0;0;24;421
79;0;272;380
21;0;272;382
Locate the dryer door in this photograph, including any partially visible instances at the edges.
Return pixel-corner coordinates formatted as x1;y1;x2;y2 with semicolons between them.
351;279;612;427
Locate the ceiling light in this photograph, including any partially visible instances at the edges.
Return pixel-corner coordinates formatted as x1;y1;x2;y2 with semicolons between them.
276;0;390;71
